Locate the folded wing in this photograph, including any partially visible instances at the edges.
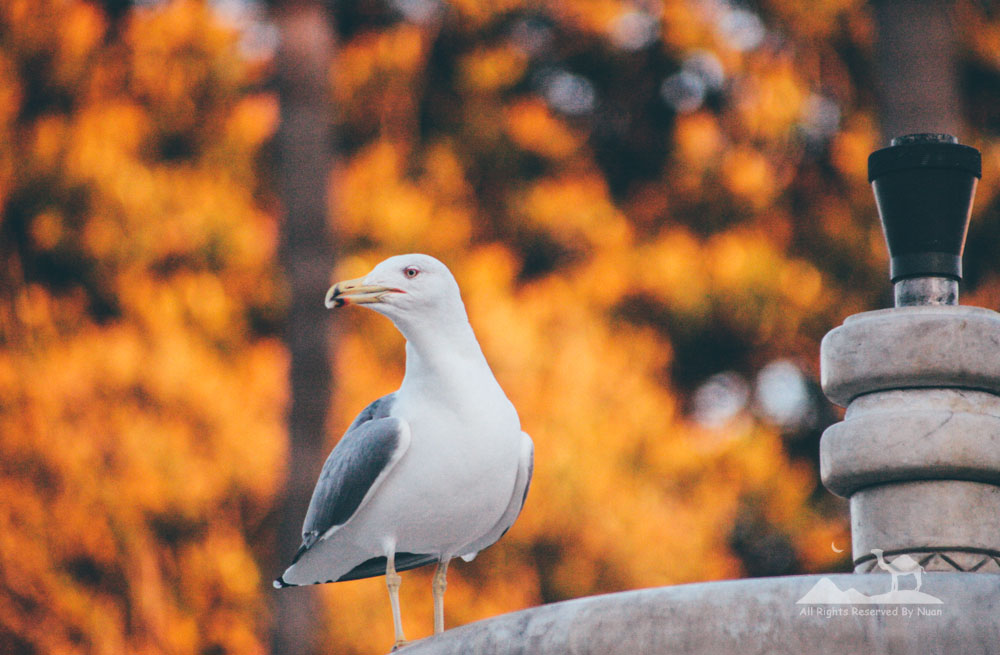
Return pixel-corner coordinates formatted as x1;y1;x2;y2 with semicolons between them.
275;395;414;587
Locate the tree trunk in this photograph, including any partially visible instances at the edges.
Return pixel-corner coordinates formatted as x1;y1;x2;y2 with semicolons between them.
270;3;335;655
872;0;961;143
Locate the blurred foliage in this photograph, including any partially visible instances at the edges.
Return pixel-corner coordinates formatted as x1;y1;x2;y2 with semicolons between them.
2;0;1000;654
0;1;284;653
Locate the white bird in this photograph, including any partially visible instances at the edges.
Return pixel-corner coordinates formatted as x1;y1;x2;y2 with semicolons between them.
274;254;533;650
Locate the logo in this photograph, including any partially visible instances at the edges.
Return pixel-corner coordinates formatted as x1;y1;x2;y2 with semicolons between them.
796;549;943;617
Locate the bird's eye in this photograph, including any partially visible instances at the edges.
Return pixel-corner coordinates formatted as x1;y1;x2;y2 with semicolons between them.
404;266;420;278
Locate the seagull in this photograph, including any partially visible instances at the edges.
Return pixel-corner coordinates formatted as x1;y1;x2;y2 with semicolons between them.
274;254;533;650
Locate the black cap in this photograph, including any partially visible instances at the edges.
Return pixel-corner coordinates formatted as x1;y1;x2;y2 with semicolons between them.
868;133;981;282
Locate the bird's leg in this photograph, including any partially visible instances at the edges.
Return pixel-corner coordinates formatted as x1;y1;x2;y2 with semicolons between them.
432;558;450;635
386;554;407;650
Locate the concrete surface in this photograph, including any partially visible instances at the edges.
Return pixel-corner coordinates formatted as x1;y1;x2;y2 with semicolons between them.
399;573;1000;654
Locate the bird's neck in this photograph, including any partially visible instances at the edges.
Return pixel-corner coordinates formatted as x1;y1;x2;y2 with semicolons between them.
398;316;497;394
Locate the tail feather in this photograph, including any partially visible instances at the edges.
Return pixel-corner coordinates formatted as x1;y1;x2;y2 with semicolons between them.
273;550;438;588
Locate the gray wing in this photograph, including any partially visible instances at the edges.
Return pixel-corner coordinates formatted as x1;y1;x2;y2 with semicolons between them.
295;394;408;558
345;392;397;432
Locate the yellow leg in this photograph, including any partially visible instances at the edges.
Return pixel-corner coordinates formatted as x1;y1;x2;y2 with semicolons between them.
386;554;407;650
432;558;450;635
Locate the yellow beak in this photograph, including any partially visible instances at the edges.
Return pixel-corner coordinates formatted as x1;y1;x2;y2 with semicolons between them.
325;277;401;308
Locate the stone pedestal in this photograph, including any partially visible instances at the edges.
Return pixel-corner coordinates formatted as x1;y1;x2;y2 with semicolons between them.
820;305;1000;572
401;574;1000;654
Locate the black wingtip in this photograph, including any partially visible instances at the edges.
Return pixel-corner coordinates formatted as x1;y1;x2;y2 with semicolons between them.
273;575;294;589
274;542;313;589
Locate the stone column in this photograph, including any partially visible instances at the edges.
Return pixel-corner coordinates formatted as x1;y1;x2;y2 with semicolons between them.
821;306;1000;572
819;134;1000;573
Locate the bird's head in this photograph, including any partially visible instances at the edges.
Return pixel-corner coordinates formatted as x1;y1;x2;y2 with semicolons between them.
325;254;465;326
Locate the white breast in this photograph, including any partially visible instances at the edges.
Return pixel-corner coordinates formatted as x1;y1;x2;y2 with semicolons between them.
372;386;520;556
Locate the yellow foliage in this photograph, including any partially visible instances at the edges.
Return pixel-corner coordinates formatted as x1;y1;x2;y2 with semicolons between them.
0;1;282;653
334;24;428;103
341;140;473;253
552;0;630;35
780;261;824;309
831;117;879;181
519;174;632;249
505;98;583;159
661;0;712;50
375;24;426;74
449;0;530;27
226;94;280;148
675;112;726;170
721;147;776;207
767;0;864;39
459;45;527;93
734;57;808;139
635;229;711;314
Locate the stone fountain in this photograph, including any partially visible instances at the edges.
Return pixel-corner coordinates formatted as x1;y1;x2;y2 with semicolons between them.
821;134;1000;575
403;135;1000;654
